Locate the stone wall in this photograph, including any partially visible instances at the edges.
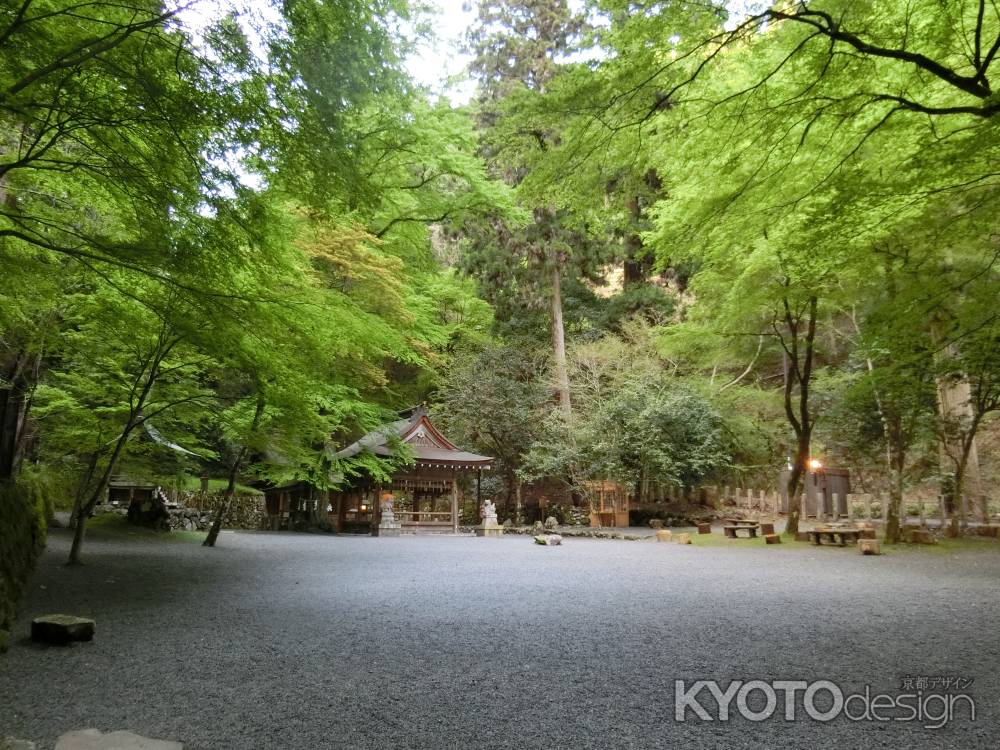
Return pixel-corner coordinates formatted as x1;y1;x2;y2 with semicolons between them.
183;492;265;530
94;490;265;532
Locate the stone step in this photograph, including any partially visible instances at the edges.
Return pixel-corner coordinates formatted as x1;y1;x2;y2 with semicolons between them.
30;615;95;645
55;729;181;750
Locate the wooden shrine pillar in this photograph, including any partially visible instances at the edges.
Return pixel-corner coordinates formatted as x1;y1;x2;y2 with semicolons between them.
451;473;459;534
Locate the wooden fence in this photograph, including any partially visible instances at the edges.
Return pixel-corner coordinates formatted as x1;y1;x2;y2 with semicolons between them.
705;485;997;526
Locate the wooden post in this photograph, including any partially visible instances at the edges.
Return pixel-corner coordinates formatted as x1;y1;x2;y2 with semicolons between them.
864;493;872;519
880;493;888;523
771;490;779;516
939;494;947;530
451;476;459;534
918;496;926;527
846;493;854;521
831;492;839;521
758;489;765;512
800;493;807;520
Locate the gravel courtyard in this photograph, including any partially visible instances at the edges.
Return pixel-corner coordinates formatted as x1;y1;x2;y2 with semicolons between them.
2;529;998;749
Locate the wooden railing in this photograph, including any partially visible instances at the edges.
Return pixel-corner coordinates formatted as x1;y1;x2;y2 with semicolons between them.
396;510;453;526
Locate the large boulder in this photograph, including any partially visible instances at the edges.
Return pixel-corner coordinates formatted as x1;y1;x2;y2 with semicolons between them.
543;516;559;530
533;534;562;546
30;614;95;645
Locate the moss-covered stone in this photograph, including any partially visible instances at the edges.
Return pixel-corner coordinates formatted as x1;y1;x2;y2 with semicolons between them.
1;473;53;650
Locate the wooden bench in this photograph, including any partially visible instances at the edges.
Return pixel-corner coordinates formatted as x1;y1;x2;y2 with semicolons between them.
723;524;759;538
808;528;861;546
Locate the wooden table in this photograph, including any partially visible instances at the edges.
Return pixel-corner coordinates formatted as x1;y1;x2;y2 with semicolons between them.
724;524;759;538
808;528;862;546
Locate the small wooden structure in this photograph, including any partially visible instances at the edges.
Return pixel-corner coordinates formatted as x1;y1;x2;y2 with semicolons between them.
778;465;851;516
724;523;760;538
584;480;629;527
107;476;156;507
264;407;492;534
808;527;862;546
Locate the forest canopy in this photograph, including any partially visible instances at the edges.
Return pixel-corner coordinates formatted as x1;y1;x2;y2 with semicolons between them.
1;0;998;560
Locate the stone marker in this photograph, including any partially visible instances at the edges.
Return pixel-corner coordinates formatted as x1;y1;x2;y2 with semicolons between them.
696;523;711;534
55;729;182;750
376;493;402;537
476;499;504;538
858;538;881;555
533;534;562;546
655;529;672;543
764;533;781;545
675;532;692;544
31;615;95;645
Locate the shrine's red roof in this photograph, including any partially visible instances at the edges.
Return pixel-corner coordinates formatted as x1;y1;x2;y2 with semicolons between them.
332;407;492;469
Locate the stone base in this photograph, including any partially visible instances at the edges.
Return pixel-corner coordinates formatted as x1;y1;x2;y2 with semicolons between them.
31;615;95;645
655;529;672;543
675;532;692;545
55;729;182;750
764;533;781;544
475;524;504;538
375;526;402;537
858;538;881;555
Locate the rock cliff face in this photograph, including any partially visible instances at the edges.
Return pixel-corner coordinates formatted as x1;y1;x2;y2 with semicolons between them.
0;481;49;653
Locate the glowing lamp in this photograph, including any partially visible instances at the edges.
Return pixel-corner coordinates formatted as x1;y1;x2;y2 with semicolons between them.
808;458;823;471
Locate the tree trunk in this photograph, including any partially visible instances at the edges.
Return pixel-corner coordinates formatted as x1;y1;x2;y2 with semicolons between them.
204;395;265;547
0;350;40;480
514;477;524;525
67;421;137;566
780;294;818;535
884;448;905;544
623;195;649;286
204;463;239;547
550;263;571;417
948;459;968;538
785;439;809;534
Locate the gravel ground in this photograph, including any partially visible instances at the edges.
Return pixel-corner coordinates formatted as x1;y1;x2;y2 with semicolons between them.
1;529;998;749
